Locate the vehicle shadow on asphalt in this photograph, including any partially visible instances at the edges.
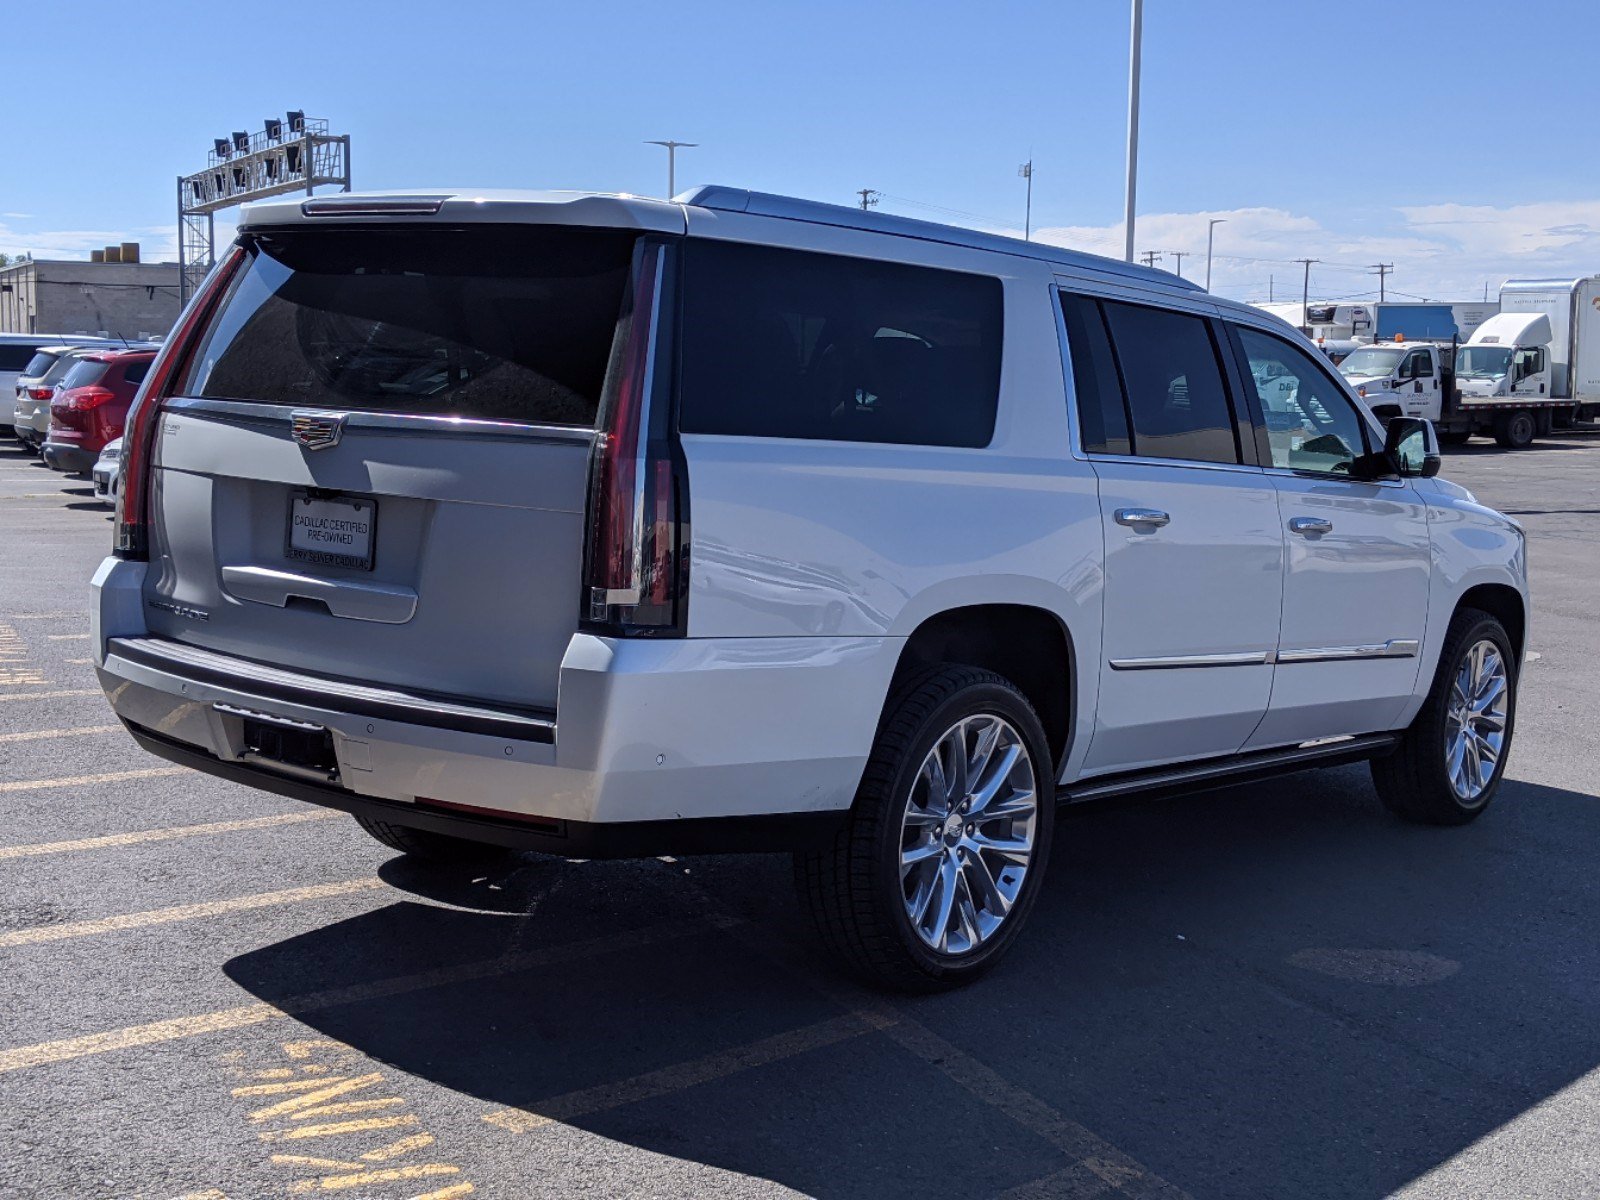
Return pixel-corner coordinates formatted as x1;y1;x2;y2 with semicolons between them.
224;767;1600;1199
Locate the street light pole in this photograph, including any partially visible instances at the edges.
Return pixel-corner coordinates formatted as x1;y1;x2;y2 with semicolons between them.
644;140;697;199
1122;0;1144;263
1205;218;1226;292
1018;160;1034;241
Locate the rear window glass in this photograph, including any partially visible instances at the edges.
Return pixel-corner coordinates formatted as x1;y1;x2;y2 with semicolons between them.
41;354;86;384
678;240;1003;447
58;360;110;390
22;351;57;377
183;227;639;426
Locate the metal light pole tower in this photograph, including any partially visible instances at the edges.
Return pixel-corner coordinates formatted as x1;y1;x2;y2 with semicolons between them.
177;112;351;306
1205;218;1226;292
645;140;697;199
1018;160;1034;241
1122;0;1144;263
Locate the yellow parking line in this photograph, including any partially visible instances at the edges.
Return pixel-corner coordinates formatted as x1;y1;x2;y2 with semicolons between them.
0;688;101;702
0;879;386;948
0;922;698;1074
483;1010;892;1133
0;727;118;744
0;766;187;794
288;1163;461;1193
0;810;339;861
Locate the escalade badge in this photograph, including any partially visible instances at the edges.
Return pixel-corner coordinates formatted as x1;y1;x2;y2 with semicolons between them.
290;411;347;450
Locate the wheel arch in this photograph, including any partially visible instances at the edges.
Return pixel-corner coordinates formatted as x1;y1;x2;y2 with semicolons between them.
886;604;1076;773
1456;582;1527;664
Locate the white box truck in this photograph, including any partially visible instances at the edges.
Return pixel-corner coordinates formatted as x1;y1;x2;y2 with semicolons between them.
1498;277;1600;425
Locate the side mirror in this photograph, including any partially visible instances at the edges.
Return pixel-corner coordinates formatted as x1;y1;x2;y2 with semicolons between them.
1384;416;1441;478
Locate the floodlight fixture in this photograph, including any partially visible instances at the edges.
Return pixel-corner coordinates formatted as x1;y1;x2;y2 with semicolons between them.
287;110;305;133
214;138;231;159
264;117;283;140
232;131;250;153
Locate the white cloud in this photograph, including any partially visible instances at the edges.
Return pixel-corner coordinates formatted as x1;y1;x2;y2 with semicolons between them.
1020;200;1600;306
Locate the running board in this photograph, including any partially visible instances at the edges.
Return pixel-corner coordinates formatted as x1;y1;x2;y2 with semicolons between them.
1060;733;1400;805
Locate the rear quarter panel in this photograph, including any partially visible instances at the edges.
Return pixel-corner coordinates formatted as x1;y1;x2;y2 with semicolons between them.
676;216;1103;776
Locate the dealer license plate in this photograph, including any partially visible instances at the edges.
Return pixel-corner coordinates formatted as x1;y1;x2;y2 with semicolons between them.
286;494;376;570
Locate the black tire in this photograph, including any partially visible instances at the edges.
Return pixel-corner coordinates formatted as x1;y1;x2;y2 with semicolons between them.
1371;608;1517;825
354;814;507;864
794;664;1056;992
1437;429;1473;447
1493;409;1536;449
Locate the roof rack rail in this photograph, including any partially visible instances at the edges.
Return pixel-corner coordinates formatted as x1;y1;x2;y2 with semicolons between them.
677;185;1204;292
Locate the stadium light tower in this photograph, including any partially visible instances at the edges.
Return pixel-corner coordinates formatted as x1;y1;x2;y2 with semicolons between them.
176;112;352;305
645;140;697;200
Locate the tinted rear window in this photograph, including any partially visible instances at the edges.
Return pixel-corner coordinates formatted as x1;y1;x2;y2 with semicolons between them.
122;359;153;387
22;352;57;377
678;240;1003;447
1100;301;1240;465
58;360;111;390
184;227;639;425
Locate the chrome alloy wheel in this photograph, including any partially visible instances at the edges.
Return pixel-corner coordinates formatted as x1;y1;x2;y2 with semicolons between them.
1445;638;1509;803
899;714;1038;955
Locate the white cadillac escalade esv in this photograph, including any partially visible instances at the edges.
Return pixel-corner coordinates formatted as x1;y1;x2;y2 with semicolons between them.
93;187;1527;990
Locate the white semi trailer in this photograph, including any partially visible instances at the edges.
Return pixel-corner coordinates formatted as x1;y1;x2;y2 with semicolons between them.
1498;277;1600;424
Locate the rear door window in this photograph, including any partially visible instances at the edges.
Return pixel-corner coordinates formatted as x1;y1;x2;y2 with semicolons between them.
678;240;1003;447
1098;300;1241;465
183;226;640;426
1059;293;1131;455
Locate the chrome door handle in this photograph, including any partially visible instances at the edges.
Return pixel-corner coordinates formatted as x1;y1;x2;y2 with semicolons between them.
1289;517;1333;536
1115;508;1170;528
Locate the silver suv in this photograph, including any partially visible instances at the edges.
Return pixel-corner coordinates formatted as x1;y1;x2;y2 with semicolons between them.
94;188;1527;989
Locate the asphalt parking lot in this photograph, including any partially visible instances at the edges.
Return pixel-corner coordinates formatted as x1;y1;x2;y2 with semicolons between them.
1;432;1598;1200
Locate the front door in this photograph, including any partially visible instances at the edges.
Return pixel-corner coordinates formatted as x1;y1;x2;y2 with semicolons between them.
1229;324;1433;748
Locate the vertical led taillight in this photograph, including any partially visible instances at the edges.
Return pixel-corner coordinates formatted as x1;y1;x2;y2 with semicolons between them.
114;246;245;560
582;240;686;634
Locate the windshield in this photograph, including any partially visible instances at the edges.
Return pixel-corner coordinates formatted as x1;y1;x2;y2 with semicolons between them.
1457;345;1513;378
1337;347;1406;378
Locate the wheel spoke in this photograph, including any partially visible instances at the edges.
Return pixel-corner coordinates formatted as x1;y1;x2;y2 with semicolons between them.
961;849;1011;918
901;839;944;871
926;854;960;951
1472;674;1506;713
944;726;969;802
921;754;949;809
968;828;1032;865
977;790;1036;821
969;744;1022;814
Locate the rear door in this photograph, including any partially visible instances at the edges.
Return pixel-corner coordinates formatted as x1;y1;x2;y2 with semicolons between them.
1061;292;1284;775
143;224;641;711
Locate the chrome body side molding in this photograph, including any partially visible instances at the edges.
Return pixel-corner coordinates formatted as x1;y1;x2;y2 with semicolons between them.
1110;641;1418;671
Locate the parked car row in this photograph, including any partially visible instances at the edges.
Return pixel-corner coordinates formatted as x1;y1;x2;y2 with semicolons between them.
4;332;157;504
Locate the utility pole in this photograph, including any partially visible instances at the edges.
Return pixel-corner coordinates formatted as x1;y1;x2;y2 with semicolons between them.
1140;250;1162;269
1369;262;1393;302
1205;218;1226;292
1294;258;1319;331
1169;250;1186;278
644;140;696;199
1122;0;1143;262
1018;160;1034;241
856;189;880;211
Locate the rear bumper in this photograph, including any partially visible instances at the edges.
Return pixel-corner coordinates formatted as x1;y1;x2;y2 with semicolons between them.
93;557;897;852
42;441;94;473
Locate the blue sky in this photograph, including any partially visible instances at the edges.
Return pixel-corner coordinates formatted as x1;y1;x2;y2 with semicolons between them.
4;0;1598;303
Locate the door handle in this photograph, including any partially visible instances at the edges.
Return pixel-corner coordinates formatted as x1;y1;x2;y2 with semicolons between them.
1289;517;1333;536
1115;508;1170;528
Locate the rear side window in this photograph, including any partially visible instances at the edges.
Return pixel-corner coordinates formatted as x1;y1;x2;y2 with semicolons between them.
678;240;1003;447
1100;301;1240;465
122;360;152;387
58;360;110;390
0;345;41;371
184;226;639;426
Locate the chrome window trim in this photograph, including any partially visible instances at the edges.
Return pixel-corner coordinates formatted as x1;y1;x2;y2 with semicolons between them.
162;396;595;444
1088;451;1270;479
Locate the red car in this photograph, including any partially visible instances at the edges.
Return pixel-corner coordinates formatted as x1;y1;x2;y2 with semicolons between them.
42;349;157;474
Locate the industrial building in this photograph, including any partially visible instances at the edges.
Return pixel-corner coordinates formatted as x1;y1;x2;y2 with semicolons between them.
0;244;180;339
